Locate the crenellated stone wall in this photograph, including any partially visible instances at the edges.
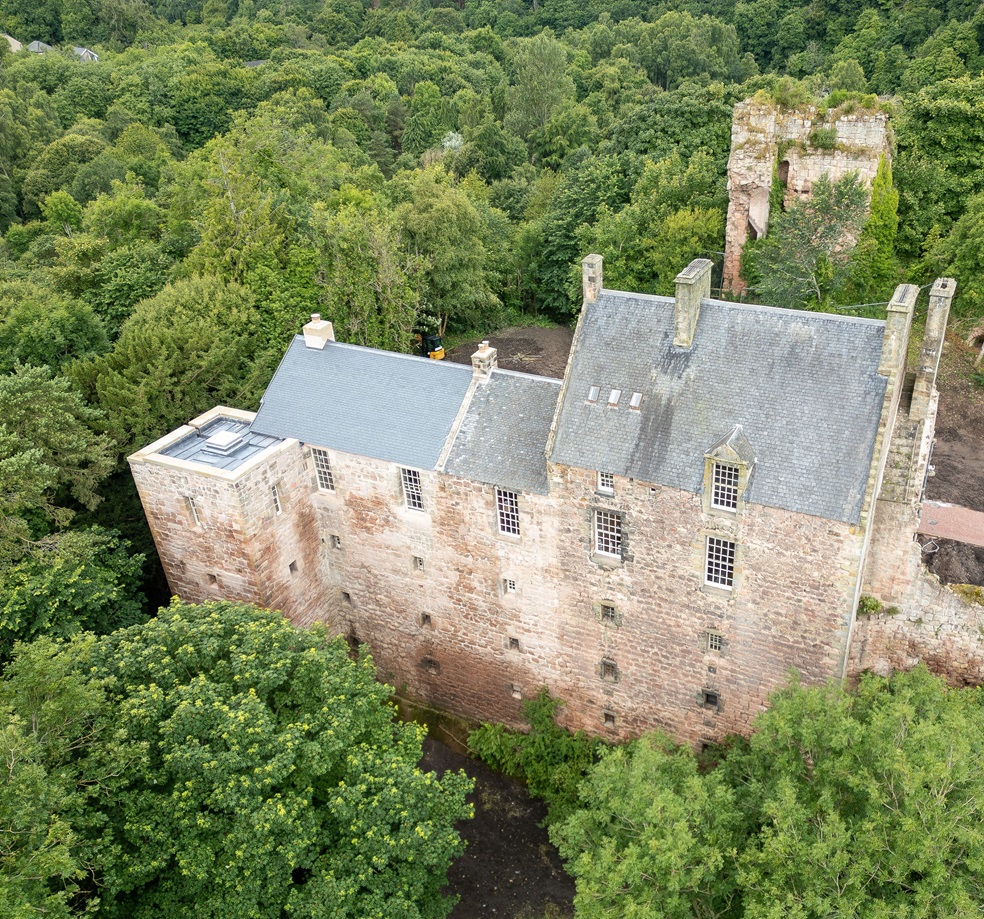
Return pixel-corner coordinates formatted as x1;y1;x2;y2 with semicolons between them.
723;100;891;292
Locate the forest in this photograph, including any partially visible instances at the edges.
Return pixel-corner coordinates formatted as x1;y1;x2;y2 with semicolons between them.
2;0;984;914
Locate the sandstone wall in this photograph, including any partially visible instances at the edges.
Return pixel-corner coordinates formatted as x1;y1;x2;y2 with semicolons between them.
724;101;891;292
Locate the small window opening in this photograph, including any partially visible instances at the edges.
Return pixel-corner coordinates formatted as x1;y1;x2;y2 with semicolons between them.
510;684;523;700
412;556;425;572
600;603;617;623
597;471;615;495
600;659;618;682
508;636;520;651
503;578;517;594
706;631;725;653
701;690;719;710
342;591;353;604
603;711;616;728
587;385;600;403
288;560;298;574
207;573;218;585
421;613;432;626
330;535;342;549
421;657;440;675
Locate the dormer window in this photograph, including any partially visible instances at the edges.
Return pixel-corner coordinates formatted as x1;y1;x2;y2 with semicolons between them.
711;462;740;511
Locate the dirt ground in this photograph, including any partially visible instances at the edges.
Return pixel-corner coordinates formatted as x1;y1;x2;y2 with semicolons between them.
420;737;575;919
450;324;984;584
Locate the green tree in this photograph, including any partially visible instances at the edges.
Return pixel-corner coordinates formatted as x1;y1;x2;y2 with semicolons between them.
846;155;899;304
930;190;984;317
745;173;868;310
0;528;145;663
81;600;473;919
0;366;114;565
504;30;575;141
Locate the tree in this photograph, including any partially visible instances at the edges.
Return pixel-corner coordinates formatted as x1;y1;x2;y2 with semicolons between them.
744;173;868;310
0;366;115;565
78;600;473;919
71;276;273;460
930;190;984;317
553;667;984;918
846;155;899;305
504;30;576;141
0;527;145;664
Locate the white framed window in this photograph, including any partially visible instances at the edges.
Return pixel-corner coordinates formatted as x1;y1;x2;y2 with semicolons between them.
608;389;621;406
401;468;424;511
597;471;614;495
496;488;520;536
706;631;725;653
186;496;203;528
594;510;622;557
587;385;600;403
503;578;517;594
629;391;643;410
312;448;335;491
705;537;736;588
711;462;740;511
272;485;282;515
412;556;425;572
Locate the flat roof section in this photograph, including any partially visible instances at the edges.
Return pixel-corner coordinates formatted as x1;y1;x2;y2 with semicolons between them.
160;415;283;472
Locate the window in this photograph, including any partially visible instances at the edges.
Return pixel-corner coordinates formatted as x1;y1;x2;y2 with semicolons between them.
600;603;618;624
401;468;424;511
705;631;725;653
594;510;623;557
587;385;600;403
711;462;740;511
288;560;298;574
700;690;720;710
186;496;203;528
508;636;520;651
608;389;621;406
207;573;218;585
597;471;614;495
600;659;619;682
629;392;643;410
510;684;523;700
330;534;342;549
341;591;352;604
603;711;616;728
420;613;432;626
312;448;335;491
421;657;440;675
503;578;517;594
496;488;520;536
272;484;282;515
705;537;736;588
412;556;425;572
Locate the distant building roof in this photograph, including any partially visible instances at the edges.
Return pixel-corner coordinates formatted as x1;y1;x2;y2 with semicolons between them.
27;40;52;53
445;370;560;495
243;59;268;67
251;337;474;471
72;46;98;61
549;291;888;524
3;34;22;52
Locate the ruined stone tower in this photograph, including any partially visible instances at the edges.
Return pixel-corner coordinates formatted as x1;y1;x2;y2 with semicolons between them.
723;98;891;292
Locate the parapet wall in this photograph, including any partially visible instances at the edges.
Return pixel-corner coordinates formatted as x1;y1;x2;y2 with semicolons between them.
723;100;891;292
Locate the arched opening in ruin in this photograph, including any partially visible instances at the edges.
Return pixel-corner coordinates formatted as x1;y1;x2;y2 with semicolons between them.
777;159;790;185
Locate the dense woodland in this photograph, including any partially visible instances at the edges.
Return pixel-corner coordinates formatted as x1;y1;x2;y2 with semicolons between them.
2;0;984;915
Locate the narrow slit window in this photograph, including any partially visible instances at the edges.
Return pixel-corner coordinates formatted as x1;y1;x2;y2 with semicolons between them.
186;496;203;528
401;468;424;511
711;462;740;511
594;510;623;557
312;448;335;491
705;537;736;588
272;484;282;515
496;488;520;536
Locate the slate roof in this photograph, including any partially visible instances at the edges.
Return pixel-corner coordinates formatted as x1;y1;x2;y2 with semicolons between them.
251;337;474;470
161;415;281;471
549;291;889;524
444;370;560;495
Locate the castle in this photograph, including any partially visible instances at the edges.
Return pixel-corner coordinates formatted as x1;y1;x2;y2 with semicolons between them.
130;257;967;746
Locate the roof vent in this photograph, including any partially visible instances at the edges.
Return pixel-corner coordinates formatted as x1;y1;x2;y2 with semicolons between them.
608;389;621;406
202;428;246;455
587;386;600;403
629;392;642;409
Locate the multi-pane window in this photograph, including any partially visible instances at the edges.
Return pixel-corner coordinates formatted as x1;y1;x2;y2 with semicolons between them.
401;468;424;511
412;556;425;572
597;471;615;494
600;659;618;681
705;537;736;588
503;578;517;594
272;484;282;515
711;462;740;511
496;488;520;535
600;603;618;624
186;496;202;528
594;510;623;557
312;448;335;491
706;631;725;652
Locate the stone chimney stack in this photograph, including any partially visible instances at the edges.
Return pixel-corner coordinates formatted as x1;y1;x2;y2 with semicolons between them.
582;254;603;304
303;314;335;349
673;258;713;349
471;340;497;382
877;284;918;377
911;278;956;422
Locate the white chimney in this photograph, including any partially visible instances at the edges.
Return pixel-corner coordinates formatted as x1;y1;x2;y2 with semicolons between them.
303;314;335;349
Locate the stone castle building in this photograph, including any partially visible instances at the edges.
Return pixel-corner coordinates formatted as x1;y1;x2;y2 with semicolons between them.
723;99;891;292
130;257;972;746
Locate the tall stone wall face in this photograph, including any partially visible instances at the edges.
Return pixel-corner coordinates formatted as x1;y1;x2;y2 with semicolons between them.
544;465;864;745
134;436;868;744
723;101;891;292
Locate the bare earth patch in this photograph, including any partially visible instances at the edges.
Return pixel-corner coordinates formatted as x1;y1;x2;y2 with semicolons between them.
446;326;575;379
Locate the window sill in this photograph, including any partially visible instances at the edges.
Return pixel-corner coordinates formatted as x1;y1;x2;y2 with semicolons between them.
700;581;735;599
592;553;624;570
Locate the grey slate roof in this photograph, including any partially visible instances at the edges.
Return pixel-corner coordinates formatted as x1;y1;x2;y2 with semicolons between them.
251;337;474;470
549;291;889;524
161;416;282;471
444;370;561;495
